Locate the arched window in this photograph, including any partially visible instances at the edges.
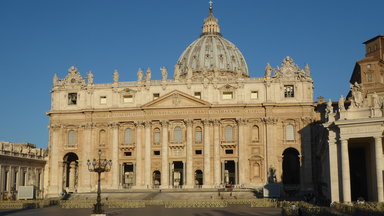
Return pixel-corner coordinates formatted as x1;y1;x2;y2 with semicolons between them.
99;130;106;146
174;126;182;142
225;125;233;141
153;128;161;144
125;128;132;144
252;125;259;141
286;124;295;141
68;130;76;146
195;127;202;143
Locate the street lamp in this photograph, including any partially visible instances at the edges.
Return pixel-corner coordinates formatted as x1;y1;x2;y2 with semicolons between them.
87;150;112;214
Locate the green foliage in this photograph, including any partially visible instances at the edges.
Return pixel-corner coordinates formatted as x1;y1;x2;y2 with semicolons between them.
333;202;384;216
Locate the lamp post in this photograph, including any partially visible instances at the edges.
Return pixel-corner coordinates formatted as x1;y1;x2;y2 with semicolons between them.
87;150;112;214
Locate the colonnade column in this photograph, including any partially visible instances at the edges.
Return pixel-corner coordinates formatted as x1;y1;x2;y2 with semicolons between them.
328;129;339;202
237;118;247;185
135;121;143;187
374;136;384;202
111;122;119;189
144;121;152;188
213;120;221;185
186;120;194;188
340;138;351;202
203;119;211;187
161;120;169;188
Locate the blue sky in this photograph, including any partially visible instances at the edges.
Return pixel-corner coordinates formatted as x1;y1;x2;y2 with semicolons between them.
0;0;382;147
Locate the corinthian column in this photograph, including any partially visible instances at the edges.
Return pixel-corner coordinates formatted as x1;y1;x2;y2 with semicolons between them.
144;121;152;188
203;119;211;187
161;120;169;188
111;122;119;189
238;118;247;185
135;121;144;187
80;123;92;192
374;136;384;202
340;138;351;203
213;120;221;185
48;125;61;197
186;120;193;188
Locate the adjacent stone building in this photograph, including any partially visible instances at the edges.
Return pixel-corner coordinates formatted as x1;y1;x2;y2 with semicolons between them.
316;35;384;202
45;5;316;197
0;141;47;199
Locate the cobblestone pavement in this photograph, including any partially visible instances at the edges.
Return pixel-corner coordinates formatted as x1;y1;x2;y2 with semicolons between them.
0;206;282;216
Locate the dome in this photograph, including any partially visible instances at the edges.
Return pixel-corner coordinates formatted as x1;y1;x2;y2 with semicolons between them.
174;5;249;81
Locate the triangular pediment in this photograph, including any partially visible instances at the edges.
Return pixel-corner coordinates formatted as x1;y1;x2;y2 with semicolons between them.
141;90;211;109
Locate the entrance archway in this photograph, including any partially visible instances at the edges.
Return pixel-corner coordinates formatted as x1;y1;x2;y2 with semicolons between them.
63;152;79;192
282;148;300;185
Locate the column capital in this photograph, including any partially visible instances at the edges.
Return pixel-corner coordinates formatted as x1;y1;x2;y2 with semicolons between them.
108;122;120;129
374;136;383;140
134;121;144;128
185;119;193;127
339;138;349;143
144;121;151;128
203;119;212;126
160;120;169;127
262;117;278;125
236;118;248;125
213;119;220;126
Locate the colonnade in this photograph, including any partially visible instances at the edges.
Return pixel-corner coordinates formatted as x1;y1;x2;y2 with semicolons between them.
328;134;384;202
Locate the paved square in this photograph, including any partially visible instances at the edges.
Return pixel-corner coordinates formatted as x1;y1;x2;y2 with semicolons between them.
0;206;282;216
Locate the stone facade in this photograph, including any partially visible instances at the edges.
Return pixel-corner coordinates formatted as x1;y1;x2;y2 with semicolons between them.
315;35;384;203
45;5;316;197
0;142;47;200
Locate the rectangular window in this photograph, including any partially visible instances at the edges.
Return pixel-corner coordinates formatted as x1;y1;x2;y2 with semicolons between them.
124;152;132;156
222;92;233;100
154;151;161;156
195;150;202;155
153;93;160;100
284;85;294;98
225;149;234;154
68;93;77;105
123;95;133;103
194;92;201;99
251;91;258;99
367;73;374;82
100;96;107;104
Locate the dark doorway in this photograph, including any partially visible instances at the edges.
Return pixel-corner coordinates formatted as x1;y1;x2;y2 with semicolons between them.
173;161;184;187
282;148;300;185
224;160;236;184
195;170;203;186
349;147;368;201
153;170;161;187
123;163;134;187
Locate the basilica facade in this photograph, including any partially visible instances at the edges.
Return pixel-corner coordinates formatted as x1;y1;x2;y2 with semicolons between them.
46;5;316;197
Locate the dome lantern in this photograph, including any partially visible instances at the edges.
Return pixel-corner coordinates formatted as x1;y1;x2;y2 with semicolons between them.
175;2;249;81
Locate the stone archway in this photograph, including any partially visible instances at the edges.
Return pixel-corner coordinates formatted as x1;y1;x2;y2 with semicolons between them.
282;148;300;185
63;152;79;192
